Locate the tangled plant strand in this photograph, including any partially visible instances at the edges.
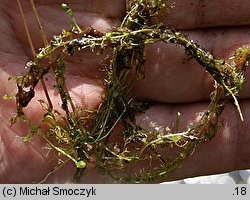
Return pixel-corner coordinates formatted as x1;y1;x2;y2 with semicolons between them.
8;0;250;183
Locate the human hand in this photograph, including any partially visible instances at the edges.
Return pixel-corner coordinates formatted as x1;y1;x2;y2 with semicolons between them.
0;0;250;183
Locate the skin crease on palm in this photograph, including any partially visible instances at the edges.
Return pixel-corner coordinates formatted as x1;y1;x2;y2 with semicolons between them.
0;0;250;183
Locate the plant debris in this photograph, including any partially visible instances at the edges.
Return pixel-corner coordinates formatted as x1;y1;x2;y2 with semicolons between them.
8;0;250;183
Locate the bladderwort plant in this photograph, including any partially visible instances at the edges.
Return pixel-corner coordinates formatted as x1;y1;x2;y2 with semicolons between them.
6;0;250;183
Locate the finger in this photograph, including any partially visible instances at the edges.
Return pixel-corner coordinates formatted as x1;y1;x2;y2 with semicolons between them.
2;98;249;183
7;0;125;51
162;0;250;29
8;1;250;104
52;99;250;183
133;99;250;182
30;0;125;19
133;26;250;103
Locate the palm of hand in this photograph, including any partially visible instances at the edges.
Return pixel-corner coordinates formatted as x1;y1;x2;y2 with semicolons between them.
1;0;250;183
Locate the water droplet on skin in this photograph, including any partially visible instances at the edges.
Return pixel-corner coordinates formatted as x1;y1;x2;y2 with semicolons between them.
175;32;181;36
23;86;31;92
53;35;60;40
231;61;236;67
205;52;213;60
165;126;171;132
26;61;34;68
77;38;89;46
72;29;80;35
245;60;249;66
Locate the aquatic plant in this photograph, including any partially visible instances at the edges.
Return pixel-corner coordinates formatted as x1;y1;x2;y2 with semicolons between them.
8;0;250;183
